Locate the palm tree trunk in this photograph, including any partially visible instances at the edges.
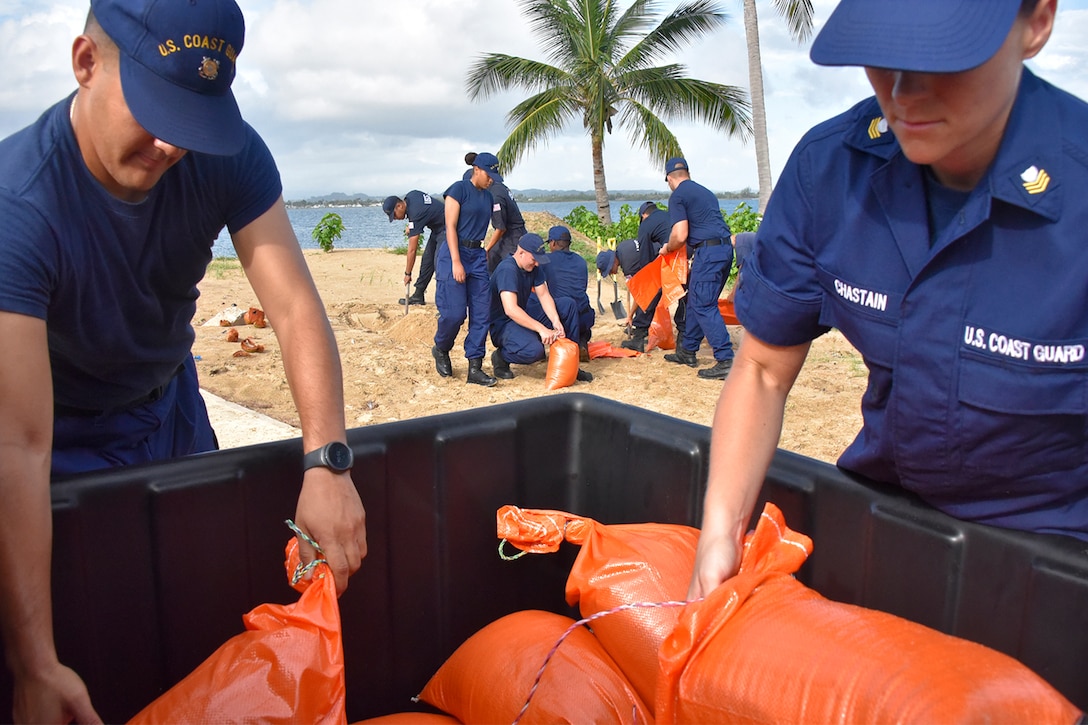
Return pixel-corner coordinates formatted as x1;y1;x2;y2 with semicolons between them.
591;135;612;226
743;0;773;214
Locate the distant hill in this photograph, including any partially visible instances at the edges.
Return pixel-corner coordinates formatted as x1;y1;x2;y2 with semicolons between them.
286;187;756;208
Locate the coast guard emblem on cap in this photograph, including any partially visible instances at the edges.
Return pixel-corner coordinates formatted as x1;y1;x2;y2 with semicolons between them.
1021;165;1050;195
199;57;220;81
867;117;888;140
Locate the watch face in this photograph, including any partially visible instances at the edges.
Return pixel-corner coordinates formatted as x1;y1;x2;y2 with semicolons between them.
326;442;353;471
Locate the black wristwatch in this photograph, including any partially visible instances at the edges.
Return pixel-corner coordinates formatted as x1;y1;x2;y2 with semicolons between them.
302;441;354;473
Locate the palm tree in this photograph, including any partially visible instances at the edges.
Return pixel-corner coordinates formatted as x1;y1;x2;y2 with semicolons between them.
741;0;813;213
466;0;751;226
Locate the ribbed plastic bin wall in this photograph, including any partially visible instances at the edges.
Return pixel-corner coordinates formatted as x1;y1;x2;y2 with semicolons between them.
6;393;1085;721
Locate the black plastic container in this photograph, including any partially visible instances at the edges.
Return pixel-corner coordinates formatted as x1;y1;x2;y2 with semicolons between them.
8;393;1086;721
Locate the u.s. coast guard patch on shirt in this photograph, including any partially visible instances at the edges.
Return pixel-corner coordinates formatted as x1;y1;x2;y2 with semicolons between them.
963;323;1087;366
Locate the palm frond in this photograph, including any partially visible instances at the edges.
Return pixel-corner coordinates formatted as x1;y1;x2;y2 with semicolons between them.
498;91;580;168
608;0;659;49
622;0;727;68
618;100;684;162
516;0;584;68
465;54;571;101
769;0;815;43
623;75;751;141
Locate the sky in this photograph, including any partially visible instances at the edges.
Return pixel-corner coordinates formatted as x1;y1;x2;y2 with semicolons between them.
1;0;1087;200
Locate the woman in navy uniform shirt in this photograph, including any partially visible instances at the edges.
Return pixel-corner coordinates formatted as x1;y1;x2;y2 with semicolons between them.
689;0;1088;598
434;153;504;386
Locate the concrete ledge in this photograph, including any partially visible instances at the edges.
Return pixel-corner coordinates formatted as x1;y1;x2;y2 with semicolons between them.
200;389;300;449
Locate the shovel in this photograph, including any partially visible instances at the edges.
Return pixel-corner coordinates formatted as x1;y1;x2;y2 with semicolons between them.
403;281;410;316
596;277;606;314
610;277;626;320
625;291;633;335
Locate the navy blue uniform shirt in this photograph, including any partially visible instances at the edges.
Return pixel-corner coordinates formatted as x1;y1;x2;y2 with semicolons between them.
636;207;670;268
489;181;526;236
542;250;589;307
489;256;545;338
736;69;1088;539
444;178;492;243
403;190;445;238
668;179;729;244
0;94;280;410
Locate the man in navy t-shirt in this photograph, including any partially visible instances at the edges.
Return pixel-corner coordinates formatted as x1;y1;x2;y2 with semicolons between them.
620;201;673;352
485;179;528;274
383;190;446;305
659;158;734;379
530;226;595;359
0;1;366;719
490;234;592;382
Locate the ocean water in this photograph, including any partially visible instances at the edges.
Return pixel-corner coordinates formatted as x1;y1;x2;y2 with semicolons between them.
210;199;758;259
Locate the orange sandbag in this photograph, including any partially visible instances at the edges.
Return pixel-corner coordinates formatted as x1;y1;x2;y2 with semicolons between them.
718;298;740;326
646;302;675;352
352;714;460;724
627;257;663;312
417;610;651;724
587;340;640;359
661;247;689;286
659;258;686;308
128;538;346;725
497;506;697;711
656;506;1082;724
545;337;579;390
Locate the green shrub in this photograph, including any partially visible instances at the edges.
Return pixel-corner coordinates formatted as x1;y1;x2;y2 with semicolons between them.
724;202;761;233
312;212;345;253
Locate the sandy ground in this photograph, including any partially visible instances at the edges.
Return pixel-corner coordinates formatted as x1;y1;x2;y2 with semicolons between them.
194;212;868;463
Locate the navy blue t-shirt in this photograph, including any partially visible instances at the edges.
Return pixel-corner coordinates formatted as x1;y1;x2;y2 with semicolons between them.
489;255;545;337
403;189;445;239
542;250;589;307
668;179;729;243
615;239;642;278
636;207;671;267
489;181;526;236
444;178;493;243
0;93;281;410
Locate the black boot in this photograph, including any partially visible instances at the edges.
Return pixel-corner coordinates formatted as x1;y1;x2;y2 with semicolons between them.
431;345;452;377
467;357;497;387
398;292;426;306
697;359;733;380
621;327;648;352
664;347;698;367
576;368;593;382
491;349;514;380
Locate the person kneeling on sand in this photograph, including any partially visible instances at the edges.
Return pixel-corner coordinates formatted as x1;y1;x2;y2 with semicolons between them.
531;226;595;361
489;234;593;383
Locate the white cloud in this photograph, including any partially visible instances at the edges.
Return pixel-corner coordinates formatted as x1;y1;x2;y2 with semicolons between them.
2;0;1086;201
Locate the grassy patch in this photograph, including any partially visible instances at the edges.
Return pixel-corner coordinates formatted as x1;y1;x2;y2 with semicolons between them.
207;258;242;278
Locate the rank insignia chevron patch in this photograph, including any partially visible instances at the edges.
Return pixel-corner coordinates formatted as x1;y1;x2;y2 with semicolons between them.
867;116;889;139
1021;165;1051;194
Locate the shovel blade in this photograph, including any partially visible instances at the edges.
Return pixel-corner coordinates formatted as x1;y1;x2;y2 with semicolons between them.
611;280;626;319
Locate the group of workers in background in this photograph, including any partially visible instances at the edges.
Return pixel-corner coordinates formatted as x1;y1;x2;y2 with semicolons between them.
384;155;746;384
